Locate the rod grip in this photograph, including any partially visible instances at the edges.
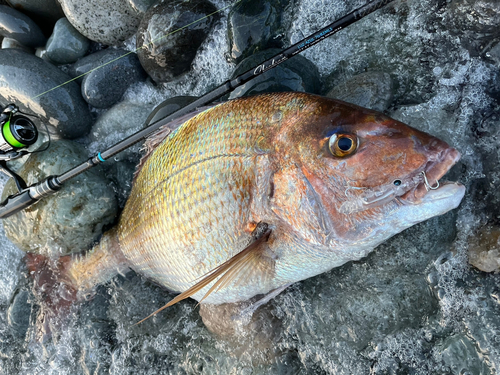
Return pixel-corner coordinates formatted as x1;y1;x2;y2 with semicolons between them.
0;190;36;218
0;176;61;218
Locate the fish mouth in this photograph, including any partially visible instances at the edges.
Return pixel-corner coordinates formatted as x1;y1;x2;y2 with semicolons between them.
398;147;462;204
339;147;464;214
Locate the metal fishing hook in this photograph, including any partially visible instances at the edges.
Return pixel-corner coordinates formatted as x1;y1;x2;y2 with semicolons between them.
421;171;440;191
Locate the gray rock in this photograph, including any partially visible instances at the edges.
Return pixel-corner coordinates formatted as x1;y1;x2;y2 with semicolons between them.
7;290;32;338
229;48;321;99
0;49;92;139
488;42;500;66
58;0;142;45
0;5;46;47
442;0;500;57
103;160;136;209
127;0;156;14
8;0;64;23
35;46;55;62
467;225;500;273
326;71;394;112
69;48;125;83
81;50;147;108
227;0;289;63
88;101;154;162
136;0;219;83
1;37;34;53
437;333;492;375
46;18;90;64
1;140;118;256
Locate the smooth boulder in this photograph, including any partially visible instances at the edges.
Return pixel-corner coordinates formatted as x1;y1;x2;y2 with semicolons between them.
0;49;92;139
229;48;321;99
46;18;90;64
79;49;147;108
58;0;142;45
1;140;118;256
136;0;219;83
227;0;289;63
0;5;45;47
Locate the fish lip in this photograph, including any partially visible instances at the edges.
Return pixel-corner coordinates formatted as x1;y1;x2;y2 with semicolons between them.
399;147;461;204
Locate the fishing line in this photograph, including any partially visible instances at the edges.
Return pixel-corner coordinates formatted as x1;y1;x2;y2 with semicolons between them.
0;0;395;219
30;0;242;101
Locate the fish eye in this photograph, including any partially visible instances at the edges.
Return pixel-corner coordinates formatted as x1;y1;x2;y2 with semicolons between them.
393;180;402;186
328;133;357;157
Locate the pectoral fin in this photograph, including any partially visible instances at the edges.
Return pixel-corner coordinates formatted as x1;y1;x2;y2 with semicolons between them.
136;224;274;325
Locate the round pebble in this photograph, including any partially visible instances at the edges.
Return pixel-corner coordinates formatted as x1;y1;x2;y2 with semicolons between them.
227;0;289;63
229;48;321;99
1;37;34;53
1;140;118;256
88;100;154;162
136;0;219;83
46;18;90;64
80;50;147;108
0;48;92;139
0;5;46;47
58;0;142;45
8;0;65;24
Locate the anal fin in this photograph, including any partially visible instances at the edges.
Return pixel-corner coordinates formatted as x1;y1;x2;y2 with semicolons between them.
136;223;274;325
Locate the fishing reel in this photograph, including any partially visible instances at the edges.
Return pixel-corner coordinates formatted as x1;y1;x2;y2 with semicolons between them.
0;103;61;219
0;104;40;193
0;104;38;161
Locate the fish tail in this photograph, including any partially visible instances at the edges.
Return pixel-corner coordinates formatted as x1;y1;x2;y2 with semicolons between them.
24;228;129;340
64;227;129;296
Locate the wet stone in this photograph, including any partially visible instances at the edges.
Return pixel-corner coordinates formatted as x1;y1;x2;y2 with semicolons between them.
0;49;92;139
127;0;156;14
46;18;90;64
1;140;118;256
0;5;46;47
103;160;136;209
58;0;142;45
81;50;147;109
227;0;289;63
69;48;124;83
436;333;492;375
468;225;500;273
326;71;394;112
88;100;154;163
7;289;32;338
136;0;219;83
1;37;34;53
229;48;321;99
442;0;500;57
8;0;65;24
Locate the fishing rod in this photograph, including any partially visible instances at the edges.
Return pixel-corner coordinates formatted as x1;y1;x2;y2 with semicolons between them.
0;0;395;219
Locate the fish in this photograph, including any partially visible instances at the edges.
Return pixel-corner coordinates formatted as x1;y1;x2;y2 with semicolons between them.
49;92;465;319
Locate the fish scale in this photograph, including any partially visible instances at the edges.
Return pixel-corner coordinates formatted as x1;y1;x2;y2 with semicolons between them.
117;98;272;297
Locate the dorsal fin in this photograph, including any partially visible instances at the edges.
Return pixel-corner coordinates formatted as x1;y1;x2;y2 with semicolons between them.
135;226;274;325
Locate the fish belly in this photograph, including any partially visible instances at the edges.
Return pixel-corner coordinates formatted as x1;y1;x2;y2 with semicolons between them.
117;103;271;303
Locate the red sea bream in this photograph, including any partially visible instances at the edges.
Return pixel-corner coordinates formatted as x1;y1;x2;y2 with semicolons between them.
61;92;465;314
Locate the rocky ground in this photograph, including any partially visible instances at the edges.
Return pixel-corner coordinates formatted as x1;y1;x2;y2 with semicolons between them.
0;0;499;374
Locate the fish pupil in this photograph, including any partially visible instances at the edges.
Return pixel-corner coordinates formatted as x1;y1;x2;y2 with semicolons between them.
337;137;353;151
393;180;402;186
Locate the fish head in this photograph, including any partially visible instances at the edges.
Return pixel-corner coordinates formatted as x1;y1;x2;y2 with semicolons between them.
271;95;465;252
